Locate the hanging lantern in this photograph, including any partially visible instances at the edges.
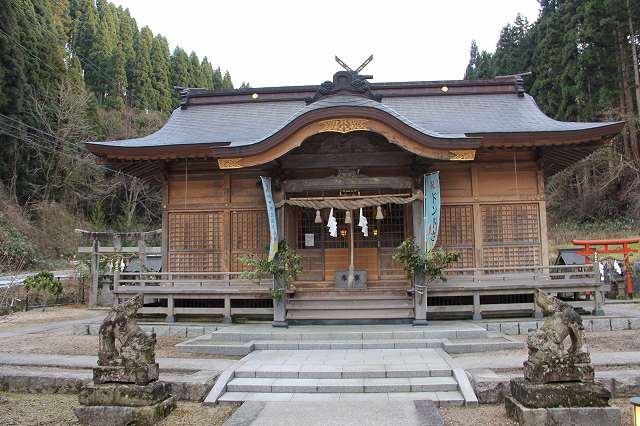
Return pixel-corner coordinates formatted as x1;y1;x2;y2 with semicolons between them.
314;209;322;224
345;209;352;224
376;206;384;220
340;228;348;237
372;227;379;236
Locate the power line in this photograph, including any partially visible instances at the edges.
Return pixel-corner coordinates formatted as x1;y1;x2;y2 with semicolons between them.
0;115;144;183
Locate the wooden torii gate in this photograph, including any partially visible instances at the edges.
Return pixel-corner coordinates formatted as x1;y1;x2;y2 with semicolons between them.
76;229;162;305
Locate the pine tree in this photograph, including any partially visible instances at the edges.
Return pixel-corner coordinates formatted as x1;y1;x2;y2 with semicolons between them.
188;52;203;87
212;66;223;90
200;57;215;90
105;47;126;109
222;70;234;90
0;2;26;115
150;35;172;113
116;7;137;106
90;0;120;103
131;26;155;110
464;40;480;80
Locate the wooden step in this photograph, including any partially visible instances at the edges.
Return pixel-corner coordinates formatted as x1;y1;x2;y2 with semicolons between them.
290;294;411;301
286;308;414;320
287;299;413;310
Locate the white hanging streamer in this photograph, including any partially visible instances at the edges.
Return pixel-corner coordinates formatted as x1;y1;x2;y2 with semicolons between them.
327;208;337;238
358;208;368;237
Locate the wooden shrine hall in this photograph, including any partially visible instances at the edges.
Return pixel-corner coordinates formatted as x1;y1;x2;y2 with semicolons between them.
86;59;623;325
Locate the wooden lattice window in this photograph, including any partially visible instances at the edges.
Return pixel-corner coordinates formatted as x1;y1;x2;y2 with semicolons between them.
437;205;474;269
230;210;269;271
481;203;541;268
482;204;540;244
168;212;224;272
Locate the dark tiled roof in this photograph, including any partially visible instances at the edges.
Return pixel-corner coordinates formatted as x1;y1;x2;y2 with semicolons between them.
87;87;620;150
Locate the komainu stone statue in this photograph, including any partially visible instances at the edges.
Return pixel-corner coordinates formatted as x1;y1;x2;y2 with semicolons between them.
505;290;620;426
75;294;175;426
524;289;593;384
95;294;158;385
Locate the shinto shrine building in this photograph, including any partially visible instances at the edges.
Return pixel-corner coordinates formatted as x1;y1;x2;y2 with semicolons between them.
86;63;623;325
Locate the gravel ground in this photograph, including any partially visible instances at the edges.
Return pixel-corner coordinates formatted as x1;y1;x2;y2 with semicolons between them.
0;329;235;359
0;306;100;330
0;392;237;425
0;392;632;425
509;329;640;352
440;398;633;426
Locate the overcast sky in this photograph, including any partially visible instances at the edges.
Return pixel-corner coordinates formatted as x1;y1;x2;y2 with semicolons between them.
109;0;541;88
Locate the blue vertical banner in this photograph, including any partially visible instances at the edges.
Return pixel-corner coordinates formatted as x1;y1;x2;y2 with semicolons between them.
260;176;278;261
424;172;441;253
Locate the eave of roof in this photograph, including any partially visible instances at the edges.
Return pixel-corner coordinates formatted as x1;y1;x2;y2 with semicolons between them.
84;75;624;161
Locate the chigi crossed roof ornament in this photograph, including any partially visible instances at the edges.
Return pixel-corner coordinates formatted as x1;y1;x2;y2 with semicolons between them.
334;54;374;75
305;54;382;104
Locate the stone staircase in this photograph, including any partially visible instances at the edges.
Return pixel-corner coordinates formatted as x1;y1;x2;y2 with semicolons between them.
287;280;414;321
176;323;522;356
218;351;466;406
193;324;521;406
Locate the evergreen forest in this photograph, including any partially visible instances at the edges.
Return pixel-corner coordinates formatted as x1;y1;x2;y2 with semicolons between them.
464;0;640;233
0;0;243;270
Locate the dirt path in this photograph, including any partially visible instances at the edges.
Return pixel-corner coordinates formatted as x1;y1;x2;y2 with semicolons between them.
0;306;104;335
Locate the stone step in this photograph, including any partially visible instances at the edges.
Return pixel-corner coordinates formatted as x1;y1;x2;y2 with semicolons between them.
176;336;518;356
443;338;523;354
234;364;453;379
226;376;459;394
218;390;465;406
287;299;414;310
287;308;414;320
205;328;487;341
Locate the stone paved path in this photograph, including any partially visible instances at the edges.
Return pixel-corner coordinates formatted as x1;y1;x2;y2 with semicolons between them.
224;400;443;426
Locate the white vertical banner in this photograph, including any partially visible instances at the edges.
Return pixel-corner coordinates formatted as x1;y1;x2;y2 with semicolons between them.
424;172;441;253
260;176;278;261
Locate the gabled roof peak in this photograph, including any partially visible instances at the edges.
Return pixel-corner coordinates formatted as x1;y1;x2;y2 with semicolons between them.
304;70;382;105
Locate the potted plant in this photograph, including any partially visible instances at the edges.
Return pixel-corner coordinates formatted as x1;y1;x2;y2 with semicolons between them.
241;241;302;327
392;238;459;289
240;241;303;299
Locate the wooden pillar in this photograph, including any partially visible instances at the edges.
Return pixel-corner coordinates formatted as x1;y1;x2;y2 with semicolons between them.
223;295;232;324
412;197;428;326
592;263;605;316
533;290;543;319
347;213;355;288
138;238;147;271
161;163;169;273
90;239;100;306
166;295;175;323
472;292;482;320
272;205;288;328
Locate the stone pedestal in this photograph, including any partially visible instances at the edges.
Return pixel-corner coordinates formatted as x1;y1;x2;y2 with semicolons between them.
505;396;620;426
510;377;610;408
93;364;159;386
77;364;175;425
74;395;176;426
523;353;594;384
